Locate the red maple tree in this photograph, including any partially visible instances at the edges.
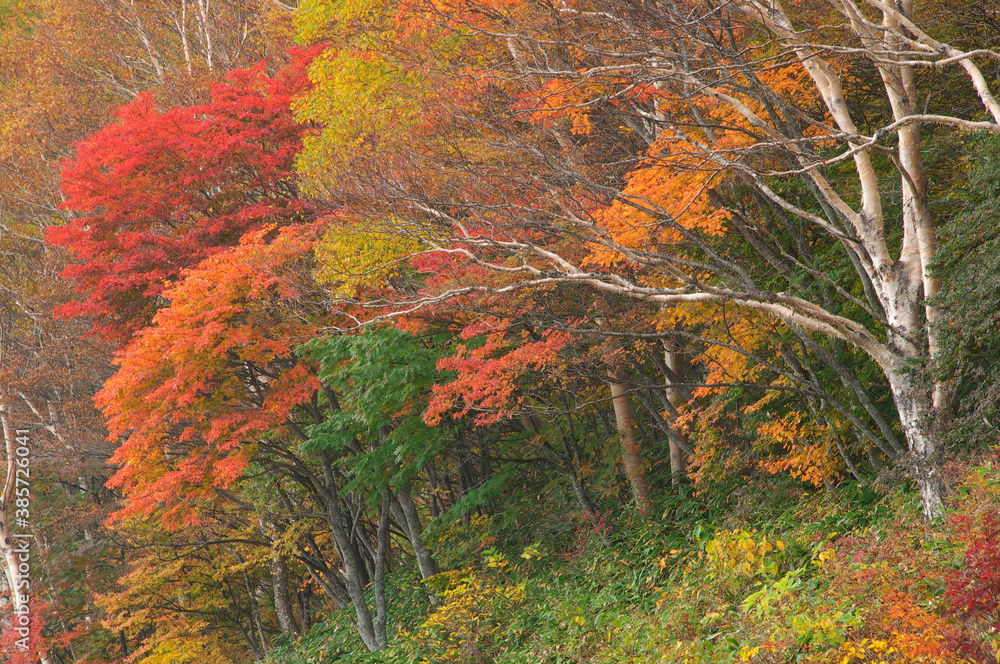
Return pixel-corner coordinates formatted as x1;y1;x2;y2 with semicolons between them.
48;47;321;346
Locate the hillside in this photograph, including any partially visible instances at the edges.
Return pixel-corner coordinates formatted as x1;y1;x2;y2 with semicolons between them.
0;0;998;662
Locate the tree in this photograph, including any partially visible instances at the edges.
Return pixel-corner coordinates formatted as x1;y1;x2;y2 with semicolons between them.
48;47;319;345
0;5;304;659
292;0;1000;518
98;516;278;663
94;221;339;656
97;223;322;525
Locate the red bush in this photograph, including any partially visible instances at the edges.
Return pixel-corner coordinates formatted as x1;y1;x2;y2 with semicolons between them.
944;511;1000;661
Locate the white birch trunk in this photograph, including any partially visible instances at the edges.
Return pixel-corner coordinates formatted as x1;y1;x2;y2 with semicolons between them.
883;361;944;519
733;0;957;518
0;404;24;615
195;0;214;71
0;404;54;663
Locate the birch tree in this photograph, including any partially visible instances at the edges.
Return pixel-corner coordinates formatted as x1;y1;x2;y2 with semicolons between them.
294;0;1000;518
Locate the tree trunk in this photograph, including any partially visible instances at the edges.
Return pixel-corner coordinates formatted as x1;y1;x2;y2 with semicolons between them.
0;402;58;664
371;489;391;650
565;434;599;516
244;571;268;655
0;405;22;607
317;451;380;651
0;403;37;658
297;587;312;632
569;472;599;516
662;337;690;484
270;554;299;634
608;380;652;507
396;483;439;582
884;359;945;519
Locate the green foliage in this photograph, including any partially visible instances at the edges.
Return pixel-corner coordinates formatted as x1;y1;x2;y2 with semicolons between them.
255;459;1000;663
265;474;977;664
301;327;447;491
935;134;1000;449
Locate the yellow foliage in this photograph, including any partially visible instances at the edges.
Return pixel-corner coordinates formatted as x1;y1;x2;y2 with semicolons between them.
138;630;235;664
689;308;776;398
314;223;422;296
412;569;526;664
702;529;786;581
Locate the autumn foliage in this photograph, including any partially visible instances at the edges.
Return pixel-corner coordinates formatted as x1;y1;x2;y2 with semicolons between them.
48;47;321;345
425;317;574;427
8;0;1000;662
97;223;322;525
945;511;1000;659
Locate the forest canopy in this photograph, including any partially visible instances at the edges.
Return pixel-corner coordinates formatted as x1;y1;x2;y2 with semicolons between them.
1;0;1000;662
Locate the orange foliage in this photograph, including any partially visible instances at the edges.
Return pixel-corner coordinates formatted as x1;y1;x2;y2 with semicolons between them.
821;521;973;664
97;224;321;526
425;316;573;426
757;413;842;488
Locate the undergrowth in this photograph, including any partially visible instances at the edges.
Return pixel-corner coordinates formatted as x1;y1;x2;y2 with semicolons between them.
266;454;1000;664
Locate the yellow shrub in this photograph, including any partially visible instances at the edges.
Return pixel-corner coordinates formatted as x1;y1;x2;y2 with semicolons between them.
410;569;526;664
